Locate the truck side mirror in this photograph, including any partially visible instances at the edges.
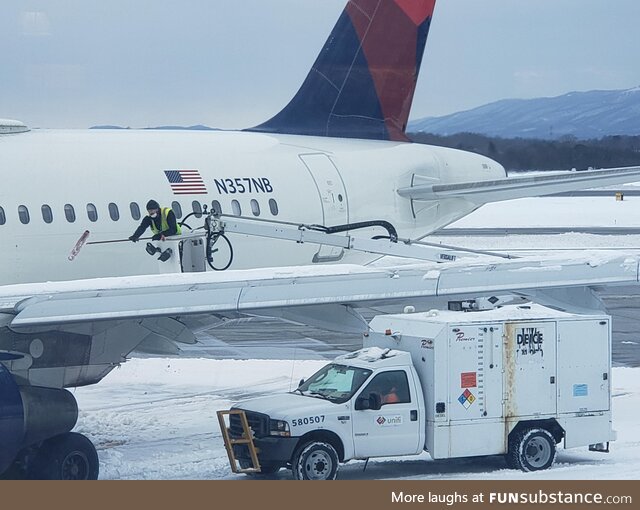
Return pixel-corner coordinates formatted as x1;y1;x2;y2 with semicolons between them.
369;392;382;411
298;378;305;388
355;396;370;410
355;393;382;411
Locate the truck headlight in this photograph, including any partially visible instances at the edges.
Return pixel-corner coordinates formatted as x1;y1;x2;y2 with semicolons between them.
269;419;290;437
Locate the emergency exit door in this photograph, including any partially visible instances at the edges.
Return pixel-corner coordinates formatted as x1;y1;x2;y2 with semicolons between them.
299;154;349;262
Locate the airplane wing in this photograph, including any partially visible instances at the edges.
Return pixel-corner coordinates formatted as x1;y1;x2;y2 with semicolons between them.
4;251;639;329
1;250;638;391
397;166;640;204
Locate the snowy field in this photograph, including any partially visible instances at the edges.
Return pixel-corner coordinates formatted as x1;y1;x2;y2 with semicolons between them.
432;195;640;253
450;195;640;229
72;358;640;480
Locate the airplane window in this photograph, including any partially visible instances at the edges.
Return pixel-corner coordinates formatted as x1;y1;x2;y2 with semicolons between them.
0;206;5;225
171;201;183;219
64;204;76;223
269;199;279;216
231;200;241;216
130;202;141;221
192;200;203;218
18;205;30;224
41;204;53;224
108;203;120;221
211;200;222;215
86;203;98;222
250;199;260;217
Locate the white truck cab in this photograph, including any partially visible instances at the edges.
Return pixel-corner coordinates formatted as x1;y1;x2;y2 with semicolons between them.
227;304;615;480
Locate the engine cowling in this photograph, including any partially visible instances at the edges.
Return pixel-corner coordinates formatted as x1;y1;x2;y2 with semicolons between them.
0;362;25;474
0;363;79;475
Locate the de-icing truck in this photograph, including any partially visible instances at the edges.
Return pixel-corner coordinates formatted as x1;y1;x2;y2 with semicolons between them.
223;304;615;480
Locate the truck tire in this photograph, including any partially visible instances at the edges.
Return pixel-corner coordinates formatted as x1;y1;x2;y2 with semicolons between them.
507;428;556;472
292;441;339;480
239;460;281;475
29;432;99;480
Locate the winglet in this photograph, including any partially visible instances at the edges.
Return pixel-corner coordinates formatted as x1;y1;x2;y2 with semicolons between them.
249;0;437;141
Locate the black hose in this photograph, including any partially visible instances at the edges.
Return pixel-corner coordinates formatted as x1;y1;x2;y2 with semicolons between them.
179;210;206;232
206;231;234;271
307;220;398;243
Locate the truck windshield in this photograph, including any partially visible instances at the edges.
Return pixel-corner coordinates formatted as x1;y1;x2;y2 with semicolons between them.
296;364;372;404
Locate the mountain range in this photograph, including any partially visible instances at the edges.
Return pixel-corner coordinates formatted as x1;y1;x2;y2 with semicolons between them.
409;87;640;140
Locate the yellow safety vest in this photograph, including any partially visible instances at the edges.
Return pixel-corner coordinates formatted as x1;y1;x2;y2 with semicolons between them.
150;207;182;235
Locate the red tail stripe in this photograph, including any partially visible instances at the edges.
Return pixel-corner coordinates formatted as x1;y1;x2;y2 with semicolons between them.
395;0;436;26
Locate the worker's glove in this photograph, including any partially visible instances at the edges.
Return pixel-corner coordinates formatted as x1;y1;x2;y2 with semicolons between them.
151;233;162;241
128;235;138;242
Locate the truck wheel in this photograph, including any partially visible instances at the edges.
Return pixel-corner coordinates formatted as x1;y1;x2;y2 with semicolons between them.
292;441;339;480
507;428;556;472
29;432;99;480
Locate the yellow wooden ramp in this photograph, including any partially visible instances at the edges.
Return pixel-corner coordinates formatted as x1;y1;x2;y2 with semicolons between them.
217;409;262;474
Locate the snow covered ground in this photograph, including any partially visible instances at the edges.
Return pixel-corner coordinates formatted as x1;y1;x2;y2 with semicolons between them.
73;358;640;480
450;195;640;229
432;195;640;253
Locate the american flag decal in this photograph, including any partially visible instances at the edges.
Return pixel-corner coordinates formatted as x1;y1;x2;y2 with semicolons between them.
164;169;208;195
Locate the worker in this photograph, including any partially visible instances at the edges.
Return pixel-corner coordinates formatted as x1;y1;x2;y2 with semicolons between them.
381;385;400;405
129;200;181;242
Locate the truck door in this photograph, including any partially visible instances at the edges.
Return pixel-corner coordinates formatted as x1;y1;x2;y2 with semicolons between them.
299;153;349;262
351;370;422;458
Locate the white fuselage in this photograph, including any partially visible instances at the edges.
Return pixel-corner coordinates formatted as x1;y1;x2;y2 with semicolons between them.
0;129;505;285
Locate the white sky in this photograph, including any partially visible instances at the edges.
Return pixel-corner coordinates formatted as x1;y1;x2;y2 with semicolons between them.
2;0;640;129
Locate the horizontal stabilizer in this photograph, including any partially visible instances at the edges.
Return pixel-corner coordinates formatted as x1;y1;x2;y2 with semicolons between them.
397;166;640;204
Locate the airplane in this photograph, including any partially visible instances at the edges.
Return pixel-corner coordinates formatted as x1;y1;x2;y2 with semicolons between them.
2;0;640;286
2;0;640;479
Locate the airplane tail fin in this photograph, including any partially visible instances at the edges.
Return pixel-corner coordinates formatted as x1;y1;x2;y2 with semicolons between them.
249;0;437;142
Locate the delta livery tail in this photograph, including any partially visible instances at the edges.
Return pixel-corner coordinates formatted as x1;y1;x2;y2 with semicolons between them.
250;0;436;141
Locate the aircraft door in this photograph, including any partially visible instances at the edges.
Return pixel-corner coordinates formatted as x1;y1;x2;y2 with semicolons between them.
299;154;349;262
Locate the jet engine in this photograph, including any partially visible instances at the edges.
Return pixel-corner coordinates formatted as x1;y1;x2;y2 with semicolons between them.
0;363;97;479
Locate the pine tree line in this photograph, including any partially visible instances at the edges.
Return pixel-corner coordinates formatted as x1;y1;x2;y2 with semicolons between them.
409;132;640;171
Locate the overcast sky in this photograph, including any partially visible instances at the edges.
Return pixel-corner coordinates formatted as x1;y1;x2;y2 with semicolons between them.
2;0;640;129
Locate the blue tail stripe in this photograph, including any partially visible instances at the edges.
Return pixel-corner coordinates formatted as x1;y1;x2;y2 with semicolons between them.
249;9;387;140
248;0;436;141
415;17;432;77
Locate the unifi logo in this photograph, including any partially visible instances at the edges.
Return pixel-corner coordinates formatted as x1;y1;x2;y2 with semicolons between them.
376;415;403;427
